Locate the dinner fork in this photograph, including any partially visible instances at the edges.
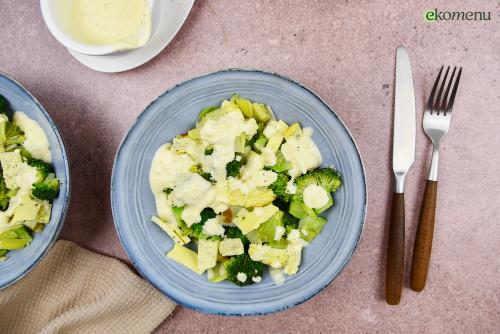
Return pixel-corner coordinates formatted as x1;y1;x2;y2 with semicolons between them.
410;66;462;292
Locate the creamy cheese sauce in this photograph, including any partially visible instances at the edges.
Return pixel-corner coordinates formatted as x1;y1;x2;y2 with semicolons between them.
0;150;38;190
228;152;277;194
0;190;29;232
281;127;322;178
200;111;258;182
63;0;152;50
303;184;329;209
149;144;194;195
173;174;216;226
13;112;52;163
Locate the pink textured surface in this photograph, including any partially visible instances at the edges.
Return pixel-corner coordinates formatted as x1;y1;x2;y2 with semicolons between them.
1;1;500;333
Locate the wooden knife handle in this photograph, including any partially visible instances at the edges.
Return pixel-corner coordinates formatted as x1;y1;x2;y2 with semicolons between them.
385;192;405;305
410;180;438;292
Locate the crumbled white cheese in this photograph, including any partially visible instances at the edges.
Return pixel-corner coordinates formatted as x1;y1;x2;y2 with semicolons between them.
270;268;285;285
252;276;262;283
303;184;329;209
274;226;285;241
202;218;225;237
287;229;301;241
237;272;247;283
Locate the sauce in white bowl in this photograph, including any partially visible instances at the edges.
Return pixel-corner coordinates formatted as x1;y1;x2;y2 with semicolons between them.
41;0;153;56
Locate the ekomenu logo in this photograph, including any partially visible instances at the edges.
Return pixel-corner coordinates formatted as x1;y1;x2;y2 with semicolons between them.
424;8;491;22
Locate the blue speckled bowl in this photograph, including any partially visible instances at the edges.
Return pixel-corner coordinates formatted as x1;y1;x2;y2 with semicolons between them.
0;73;71;289
111;69;366;315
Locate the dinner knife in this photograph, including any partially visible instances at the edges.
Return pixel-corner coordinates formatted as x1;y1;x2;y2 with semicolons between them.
385;46;416;305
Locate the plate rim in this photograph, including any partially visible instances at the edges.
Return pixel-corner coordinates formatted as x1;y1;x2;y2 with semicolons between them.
111;68;367;315
0;72;71;289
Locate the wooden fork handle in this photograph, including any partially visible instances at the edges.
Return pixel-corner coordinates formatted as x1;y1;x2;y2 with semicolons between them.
385;192;405;305
410;180;438;292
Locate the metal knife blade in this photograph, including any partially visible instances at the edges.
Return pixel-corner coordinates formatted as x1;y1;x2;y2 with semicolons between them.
392;46;416;189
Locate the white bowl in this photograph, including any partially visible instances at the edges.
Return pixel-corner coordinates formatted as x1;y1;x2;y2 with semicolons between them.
40;0;154;56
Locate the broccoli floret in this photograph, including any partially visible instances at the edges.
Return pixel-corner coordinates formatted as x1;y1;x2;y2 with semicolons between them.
283;211;299;230
29;159;52;181
225;226;249;247
200;207;216;223
272;198;288;212
190;208;219;240
0;173;16;211
204;146;214;155
0;95;9;114
268;172;292;202
190;165;213;182
226;159;241;177
225;253;265;286
294;167;342;196
4;122;25;148
32;173;59;202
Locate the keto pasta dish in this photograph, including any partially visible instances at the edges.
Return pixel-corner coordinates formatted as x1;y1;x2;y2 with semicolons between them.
149;95;342;286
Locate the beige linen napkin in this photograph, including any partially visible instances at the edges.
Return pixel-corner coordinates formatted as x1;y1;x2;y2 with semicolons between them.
0;240;175;334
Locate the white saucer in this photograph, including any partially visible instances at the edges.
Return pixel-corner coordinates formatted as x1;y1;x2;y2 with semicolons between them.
68;0;194;73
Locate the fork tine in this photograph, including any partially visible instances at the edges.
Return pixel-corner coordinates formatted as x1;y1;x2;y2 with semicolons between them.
427;66;443;111
447;67;462;112
440;67;457;111
434;66;450;113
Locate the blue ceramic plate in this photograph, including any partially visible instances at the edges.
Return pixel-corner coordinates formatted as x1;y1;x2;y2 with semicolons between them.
112;70;366;315
0;73;70;289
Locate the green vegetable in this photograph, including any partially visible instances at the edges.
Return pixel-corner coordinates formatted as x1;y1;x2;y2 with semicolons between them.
225;253;265;286
225;159;241;177
0;173;16;211
267;238;288;249
4;122;25;149
163;188;173;196
272;198;288;212
190;165;213;182
198;106;218;120
200;207;216;223
283;211;299;230
268;172;292;202
0;249;7;257
289;197;316;219
294;168;342;196
257;210;284;243
225;226;249;247
252;103;271;123
0;95;9;114
0;226;32;250
29;159;52;181
32;173;60;202
13;226;33;241
269;151;291;172
208;261;228;283
190;208;220;240
233;96;253;118
252;137;267;152
298;215;328;242
204;146;214;155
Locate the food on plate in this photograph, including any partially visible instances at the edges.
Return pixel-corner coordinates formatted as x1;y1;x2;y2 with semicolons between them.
149;95;341;286
0;95;60;261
